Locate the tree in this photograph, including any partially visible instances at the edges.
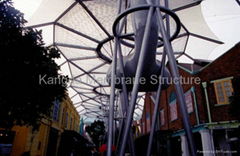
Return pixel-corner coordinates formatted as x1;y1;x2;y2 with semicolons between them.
0;0;68;129
85;120;105;148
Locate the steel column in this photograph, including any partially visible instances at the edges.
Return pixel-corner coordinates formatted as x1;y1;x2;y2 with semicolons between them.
146;51;167;156
107;37;118;156
117;92;136;156
119;6;155;156
156;7;197;156
117;41;136;156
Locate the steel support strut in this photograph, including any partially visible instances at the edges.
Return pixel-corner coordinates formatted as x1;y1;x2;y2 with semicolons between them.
156;7;197;156
107;37;118;156
115;35;136;156
117;39;136;156
147;0;168;154
119;6;155;156
107;0;137;155
146;51;167;156
118;92;136;156
107;0;123;154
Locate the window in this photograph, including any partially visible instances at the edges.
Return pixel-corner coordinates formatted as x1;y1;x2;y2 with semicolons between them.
184;90;193;113
38;142;41;150
65;112;68;128
70;117;72;129
169;92;177;121
72;118;75;130
169;92;176;103
213;79;233;105
52;100;60;121
146;112;151;132
142;122;145;134
160;109;165;126
169;101;178;121
62;107;66;125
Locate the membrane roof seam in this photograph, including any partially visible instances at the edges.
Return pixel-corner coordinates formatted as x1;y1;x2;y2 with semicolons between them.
64;59;104;87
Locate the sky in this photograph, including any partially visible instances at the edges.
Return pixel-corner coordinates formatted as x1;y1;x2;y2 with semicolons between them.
12;0;43;20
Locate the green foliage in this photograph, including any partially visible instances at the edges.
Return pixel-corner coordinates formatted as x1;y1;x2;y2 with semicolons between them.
0;0;68;129
85;120;105;147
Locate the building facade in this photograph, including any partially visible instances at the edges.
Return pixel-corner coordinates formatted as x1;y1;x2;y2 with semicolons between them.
140;42;240;155
0;95;80;156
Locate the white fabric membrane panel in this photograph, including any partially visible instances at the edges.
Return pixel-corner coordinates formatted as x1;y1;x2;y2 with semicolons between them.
83;103;101;108
176;5;219;40
90;63;110;74
82;0;119;35
59;62;72;79
71;94;82;103
36;25;53;46
58;47;97;60
185;35;220;59
55;56;66;67
71;81;94;90
76;106;85;113
68;62;84;78
27;0;75;26
55;25;98;48
79;94;90;102
67;87;78;98
156;33;189;55
177;54;194;63
159;0;201;10
58;3;108;41
90;73;109;86
91;64;110;73
25;0;227;121
71;87;92;94
76;74;103;88
71;59;105;72
84;99;102;106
